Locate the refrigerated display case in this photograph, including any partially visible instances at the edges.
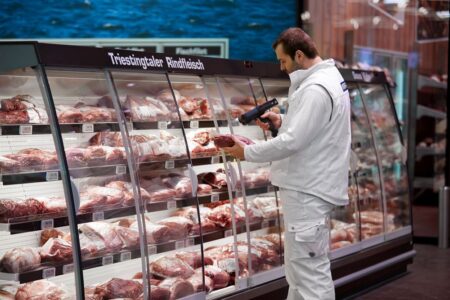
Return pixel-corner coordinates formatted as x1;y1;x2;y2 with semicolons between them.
0;43;413;299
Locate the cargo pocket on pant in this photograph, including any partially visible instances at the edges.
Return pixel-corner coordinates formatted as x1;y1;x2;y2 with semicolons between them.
288;219;329;259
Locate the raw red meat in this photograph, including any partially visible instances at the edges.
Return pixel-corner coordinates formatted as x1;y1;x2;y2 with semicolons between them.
89;132;123;147
197;184;212;195
79;222;124;252
250;238;280;265
1;95;35;111
157;216;193;240
79;191;107;212
140;177;177;202
1;247;41;273
240;168;270;188
158;277;195;300
79;232;107;258
149;256;195;279
0;110;30;124
261;234;284;252
252;196;278;219
358;211;383;224
40;228;66;246
331;228;348;243
213;134;254;148
56;105;83;123
178;97;198;114
40;237;73;262
0;155;19;173
197;169;228;190
65;147;88;167
124;95;172;121
331;241;352;250
173;206;217;235
187;272;214;292
174;251;213;269
161;174;193;198
15;280;71;300
200;265;230;289
130;220;170;244
114;226;140;248
37;196;67;215
148;285;171;300
79;106;116;123
94;278;143;299
207;203;246;227
0;198;44;222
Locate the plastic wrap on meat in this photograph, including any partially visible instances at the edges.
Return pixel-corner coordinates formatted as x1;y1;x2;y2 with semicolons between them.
40;228;66;246
357;211;384;224
197;169;228;190
250;238;280;265
173;206;216;235
240;168;270;188
15;280;71;300
105;180;151;206
140;177;177;202
40;238;73;262
0;198;44;222
129;220;170;244
187;130;219;157
79;106;116;122
4;152;43;171
187;272;214;293
252;196;278;218
37;196;67;215
158;277;195;300
79;222;124;252
149;256;195;279
213;134;254;148
124;95;172;121
174;251;213;269
85;146;125;165
0;156;19;173
331;228;348;243
89;132;123;147
157;216;193;240
0;289;15;299
81;186;124;208
79;232;107;258
65;147;88;168
94;278;143;299
79;191;107;213
56;105;83;123
161;174;193;198
113;226;140;248
261;233;284;252
0;110;30;124
361;223;383;239
207;203;246;227
1;95;35;111
197;184;212;195
235;198;263;223
1;247;41;273
199;265;230;289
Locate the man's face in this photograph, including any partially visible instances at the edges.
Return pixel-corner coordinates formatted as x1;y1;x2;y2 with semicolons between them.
275;43;301;74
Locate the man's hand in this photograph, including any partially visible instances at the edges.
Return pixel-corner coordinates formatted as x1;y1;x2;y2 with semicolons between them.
222;136;246;160
255;111;282;131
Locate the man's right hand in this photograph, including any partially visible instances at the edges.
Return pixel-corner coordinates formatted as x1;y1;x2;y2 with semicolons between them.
255;111;282;131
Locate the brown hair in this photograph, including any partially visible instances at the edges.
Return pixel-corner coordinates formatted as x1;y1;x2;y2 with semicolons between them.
272;27;319;59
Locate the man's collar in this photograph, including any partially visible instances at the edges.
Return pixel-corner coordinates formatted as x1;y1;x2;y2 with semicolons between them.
288;59;335;88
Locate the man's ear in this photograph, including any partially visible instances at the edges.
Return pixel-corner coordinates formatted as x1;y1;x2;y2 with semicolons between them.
294;50;303;64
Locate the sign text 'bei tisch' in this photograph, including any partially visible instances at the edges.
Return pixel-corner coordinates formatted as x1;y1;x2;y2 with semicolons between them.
107;52;205;70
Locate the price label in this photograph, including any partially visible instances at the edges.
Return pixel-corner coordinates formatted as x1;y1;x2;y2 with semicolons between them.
19;125;32;135
42;267;56;279
82;123;94;133
120;252;132;262
158;121;168;130
190;120;199;129
165;160;175;169
211;194;220;203
175;240;185;249
261;220;270;229
147;245;157;255
92;211;104;221
41;219;54;230
46;171;59;181
115;165;127;175
236;277;248;290
126;121;133;131
167;201;177;209
211;156;220;164
186;238;195;247
0;127;2;135
0;175;2;186
267;185;275;193
63;264;74;274
102;255;113;266
224;229;233;237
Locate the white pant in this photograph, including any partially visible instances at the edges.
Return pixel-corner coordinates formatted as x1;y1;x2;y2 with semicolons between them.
280;188;335;300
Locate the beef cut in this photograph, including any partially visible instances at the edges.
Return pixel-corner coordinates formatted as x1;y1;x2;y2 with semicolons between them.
173;206;217;235
94;278;143;299
124;95;172;121
15;280;71;300
40;228;66;246
1;247;41;273
149;285;171;300
0;198;44;222
208;203;246;227
38;196;67;215
79;222;124;252
158;277;195;300
213;134;254;148
0;155;19;173
65;147;88;167
197;169;228;190
113;226;140;248
161;174;193;198
174;251;213;269
157;216;193;240
40;237;73;262
187;272;214;292
1;95;35;111
129;220;170;244
200;265;230;289
149;256;195;279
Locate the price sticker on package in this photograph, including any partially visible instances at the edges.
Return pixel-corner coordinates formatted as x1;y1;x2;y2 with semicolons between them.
120;252;132;262
116;165;127;175
175;240;185;249
261;220;270;229
147;245;157;255
63;264;74;274
46;171;59;182
158;121;168;130
211;194;220;203
224;229;233;237
190;120;199;129
93;211;104;221
186;238;195;247
82;123;94;133
211;156;220;164
42;267;56;279
167;201;177;210
41;219;54;230
102;255;114;266
19;125;33;135
165;160;175;169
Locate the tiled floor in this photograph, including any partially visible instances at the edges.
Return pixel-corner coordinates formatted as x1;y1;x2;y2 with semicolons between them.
355;244;450;299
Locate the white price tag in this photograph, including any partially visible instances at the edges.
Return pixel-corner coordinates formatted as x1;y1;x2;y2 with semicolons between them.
224;229;233;237
175;240;185;249
120;252;132;262
46;171;59;181
102;255;113;266
115;165;127;175
126;121;133;131
186;238;195;247
261;220;269;229
0;127;2;135
236;278;248;290
211;194;220;203
92;211;104;221
167;200;177;209
158;121;168;130
19;125;32;135
211;156;220;164
165;160;175;169
82;123;94;133
63;264;74;274
41;219;54;230
190;120;199;129
267;185;275;193
147;245;157;255
42;267;56;279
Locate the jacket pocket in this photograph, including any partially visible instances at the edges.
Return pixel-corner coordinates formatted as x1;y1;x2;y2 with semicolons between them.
288;219;329;259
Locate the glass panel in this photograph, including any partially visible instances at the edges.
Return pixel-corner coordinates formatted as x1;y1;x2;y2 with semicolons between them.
360;84;410;232
45;69;148;299
350;84;385;240
260;78;290;114
0;68;77;298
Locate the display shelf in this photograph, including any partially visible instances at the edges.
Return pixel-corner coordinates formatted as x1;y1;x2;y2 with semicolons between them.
131;119;229;131
248;266;285;287
237;185;277;197
418;75;447;90
0;123;121;135
415;146;445;158
329;243;362;260
138;155;233;172
414;176;444;191
417;105;446;119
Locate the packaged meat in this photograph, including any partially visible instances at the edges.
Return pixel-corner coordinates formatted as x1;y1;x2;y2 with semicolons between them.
357;211;384;225
178;97;212;120
40;228;66;246
148;285;171;300
187;272;214;292
85;146;125;165
94;278;143;299
37;196;67;215
252;196;278;218
251;238;280;265
161;173;193;198
40;238;73;262
79;232;107;258
149;256;195;279
235;198;263;223
0;198;44;222
114;226;140;248
261;233;284;252
1;247;41;273
0;156;19;173
197;169;228;190
79;191;107;213
65;148;88;168
197;184;212;195
129;220;170;244
0;283;16;299
158;277;195;300
331;241;352;250
239;168;270;188
79;106;116;123
173;206;217;235
157;216;193;240
15;280;71;300
140;176;178;202
207;203;246;228
174;251;213;269
1;95;35;111
213;134;254;148
79;222;124;252
0;110;30;124
124;95;172;121
199;265;230;289
187;130;219;157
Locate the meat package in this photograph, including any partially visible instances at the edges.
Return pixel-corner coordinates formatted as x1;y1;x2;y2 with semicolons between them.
0;247;41;273
139;173;193;202
124;95;174;121
238;167;270;189
157;216;194;241
197;168;228;190
15;280;72;300
177;96;212;120
173;206;217;235
0;148;58;174
55;100;117;124
129;218;171;244
353;210;396;239
187;129;219;157
212;134;254;148
94;278;143;299
150;256;195;279
0;95;48;124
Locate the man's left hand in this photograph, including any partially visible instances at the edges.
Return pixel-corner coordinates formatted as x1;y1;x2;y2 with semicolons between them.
222;136;245;160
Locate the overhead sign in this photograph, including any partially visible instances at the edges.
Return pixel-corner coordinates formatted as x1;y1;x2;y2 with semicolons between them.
163;46;222;56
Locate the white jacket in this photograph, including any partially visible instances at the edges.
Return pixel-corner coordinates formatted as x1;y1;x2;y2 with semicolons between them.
244;59;351;205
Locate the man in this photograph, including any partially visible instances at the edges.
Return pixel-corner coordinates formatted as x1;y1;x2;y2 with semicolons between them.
223;27;351;300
